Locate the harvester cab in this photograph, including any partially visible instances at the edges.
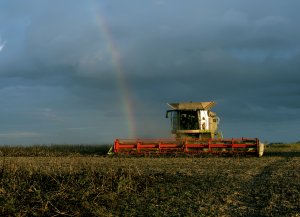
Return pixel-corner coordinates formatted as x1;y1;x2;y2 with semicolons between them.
166;101;222;140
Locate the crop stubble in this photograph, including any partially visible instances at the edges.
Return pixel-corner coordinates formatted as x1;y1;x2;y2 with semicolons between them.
0;148;300;216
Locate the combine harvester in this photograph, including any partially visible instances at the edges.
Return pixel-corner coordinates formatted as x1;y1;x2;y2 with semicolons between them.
113;102;264;157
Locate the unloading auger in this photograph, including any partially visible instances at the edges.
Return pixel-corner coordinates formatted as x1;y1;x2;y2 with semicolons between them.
112;101;264;157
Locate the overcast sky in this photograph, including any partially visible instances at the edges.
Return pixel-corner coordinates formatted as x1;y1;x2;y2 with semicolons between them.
0;0;299;144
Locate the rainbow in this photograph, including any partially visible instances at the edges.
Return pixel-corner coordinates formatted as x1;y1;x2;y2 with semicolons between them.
93;12;137;139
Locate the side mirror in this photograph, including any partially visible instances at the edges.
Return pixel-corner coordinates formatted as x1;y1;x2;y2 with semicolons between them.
166;111;169;118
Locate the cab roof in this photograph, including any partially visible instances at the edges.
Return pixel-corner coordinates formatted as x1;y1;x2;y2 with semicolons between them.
167;101;216;110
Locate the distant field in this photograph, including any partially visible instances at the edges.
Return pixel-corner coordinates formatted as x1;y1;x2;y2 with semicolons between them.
0;144;111;157
0;144;299;216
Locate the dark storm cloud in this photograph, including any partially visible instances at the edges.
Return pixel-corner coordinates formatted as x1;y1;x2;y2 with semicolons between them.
0;0;300;144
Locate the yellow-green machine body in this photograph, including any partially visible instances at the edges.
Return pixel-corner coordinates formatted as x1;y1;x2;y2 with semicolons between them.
166;101;221;139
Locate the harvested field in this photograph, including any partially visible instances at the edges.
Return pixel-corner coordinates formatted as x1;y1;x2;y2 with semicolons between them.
0;145;300;216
